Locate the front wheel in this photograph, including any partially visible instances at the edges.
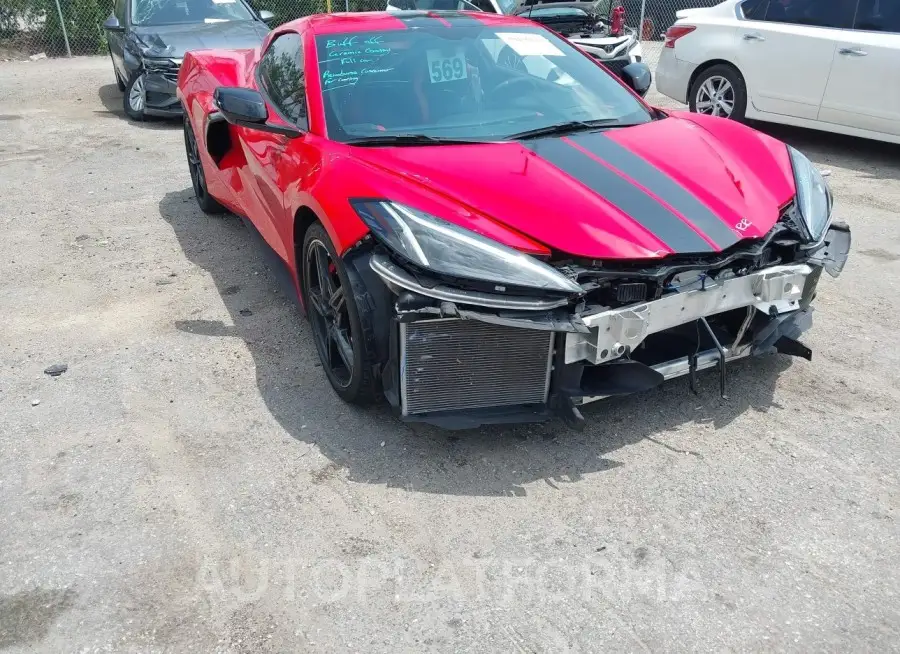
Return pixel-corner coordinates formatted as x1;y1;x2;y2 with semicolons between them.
123;71;147;121
183;117;226;214
689;64;747;121
301;222;379;405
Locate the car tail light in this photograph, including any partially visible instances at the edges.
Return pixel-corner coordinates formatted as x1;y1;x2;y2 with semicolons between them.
664;25;696;48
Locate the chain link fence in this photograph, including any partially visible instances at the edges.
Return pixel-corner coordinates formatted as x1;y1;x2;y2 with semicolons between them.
620;0;721;67
1;0;110;58
0;0;377;59
0;0;718;62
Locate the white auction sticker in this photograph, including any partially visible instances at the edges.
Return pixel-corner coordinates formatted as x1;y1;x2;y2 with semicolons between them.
425;48;468;84
496;32;564;57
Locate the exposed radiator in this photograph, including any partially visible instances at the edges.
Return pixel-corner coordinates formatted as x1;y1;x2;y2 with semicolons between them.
400;319;554;416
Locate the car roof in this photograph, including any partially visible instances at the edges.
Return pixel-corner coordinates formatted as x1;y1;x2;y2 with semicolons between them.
289;10;540;35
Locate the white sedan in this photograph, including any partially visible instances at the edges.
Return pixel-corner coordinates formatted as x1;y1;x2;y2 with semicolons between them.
655;0;900;144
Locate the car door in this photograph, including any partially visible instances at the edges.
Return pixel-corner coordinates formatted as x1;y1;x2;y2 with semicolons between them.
818;0;900;136
107;0;128;79
733;0;856;120
239;31;309;263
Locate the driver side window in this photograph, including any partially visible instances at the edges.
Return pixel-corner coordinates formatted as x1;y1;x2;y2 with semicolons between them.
258;33;308;128
741;0;856;29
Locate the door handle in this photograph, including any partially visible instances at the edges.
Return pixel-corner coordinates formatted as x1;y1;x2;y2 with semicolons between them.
743;33;766;41
838;47;867;56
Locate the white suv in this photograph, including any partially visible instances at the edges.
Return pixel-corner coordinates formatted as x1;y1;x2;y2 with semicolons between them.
655;0;900;144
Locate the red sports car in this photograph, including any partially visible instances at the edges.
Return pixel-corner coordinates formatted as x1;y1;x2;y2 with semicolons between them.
177;10;850;429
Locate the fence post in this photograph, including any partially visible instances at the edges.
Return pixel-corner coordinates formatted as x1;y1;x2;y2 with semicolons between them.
53;0;73;57
637;0;646;43
344;0;349;11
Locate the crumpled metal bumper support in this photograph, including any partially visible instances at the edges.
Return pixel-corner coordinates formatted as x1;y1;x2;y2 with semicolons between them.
367;224;851;426
564;263;812;365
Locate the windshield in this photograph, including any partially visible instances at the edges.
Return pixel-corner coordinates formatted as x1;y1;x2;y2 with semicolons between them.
316;24;650;143
131;0;255;26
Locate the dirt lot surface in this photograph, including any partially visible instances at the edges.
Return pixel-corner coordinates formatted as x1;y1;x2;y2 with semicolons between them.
1;56;899;653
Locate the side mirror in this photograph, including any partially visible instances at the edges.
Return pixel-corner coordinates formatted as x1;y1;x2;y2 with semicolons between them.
103;14;125;31
258;9;275;22
213;87;302;138
620;61;651;97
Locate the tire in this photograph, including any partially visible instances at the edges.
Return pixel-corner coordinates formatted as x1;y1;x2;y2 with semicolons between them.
689;64;747;122
123;71;147;121
301;222;379;405
183;117;227;214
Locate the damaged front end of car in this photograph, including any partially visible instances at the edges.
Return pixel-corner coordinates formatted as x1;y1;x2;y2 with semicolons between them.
343;152;850;429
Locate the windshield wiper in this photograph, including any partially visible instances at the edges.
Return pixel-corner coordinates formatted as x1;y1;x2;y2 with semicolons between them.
345;134;489;147
507;119;635;140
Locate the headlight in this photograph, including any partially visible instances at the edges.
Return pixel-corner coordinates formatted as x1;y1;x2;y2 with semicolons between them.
143;56;180;68
788;146;832;244
351;200;583;295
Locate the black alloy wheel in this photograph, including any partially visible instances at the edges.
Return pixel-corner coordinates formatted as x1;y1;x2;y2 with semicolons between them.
301;222;378;404
306;237;354;388
183;117;226;214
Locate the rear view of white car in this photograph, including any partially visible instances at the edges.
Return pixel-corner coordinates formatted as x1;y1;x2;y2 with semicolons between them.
655;0;900;144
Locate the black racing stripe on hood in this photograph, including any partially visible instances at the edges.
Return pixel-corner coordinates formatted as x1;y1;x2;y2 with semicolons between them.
567;132;741;250
525;138;715;254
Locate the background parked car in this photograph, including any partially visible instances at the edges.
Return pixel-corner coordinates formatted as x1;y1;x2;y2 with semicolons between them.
103;0;274;121
655;0;900;144
386;0;647;91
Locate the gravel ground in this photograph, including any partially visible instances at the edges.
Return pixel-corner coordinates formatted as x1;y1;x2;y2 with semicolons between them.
1;56;899;653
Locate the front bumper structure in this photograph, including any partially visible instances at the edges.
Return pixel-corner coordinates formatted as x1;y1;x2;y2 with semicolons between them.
364;224;850;429
565;263;810;365
137;58;182;117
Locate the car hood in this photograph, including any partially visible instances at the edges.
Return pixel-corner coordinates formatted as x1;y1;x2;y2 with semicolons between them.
347;113;797;260
132;20;269;58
